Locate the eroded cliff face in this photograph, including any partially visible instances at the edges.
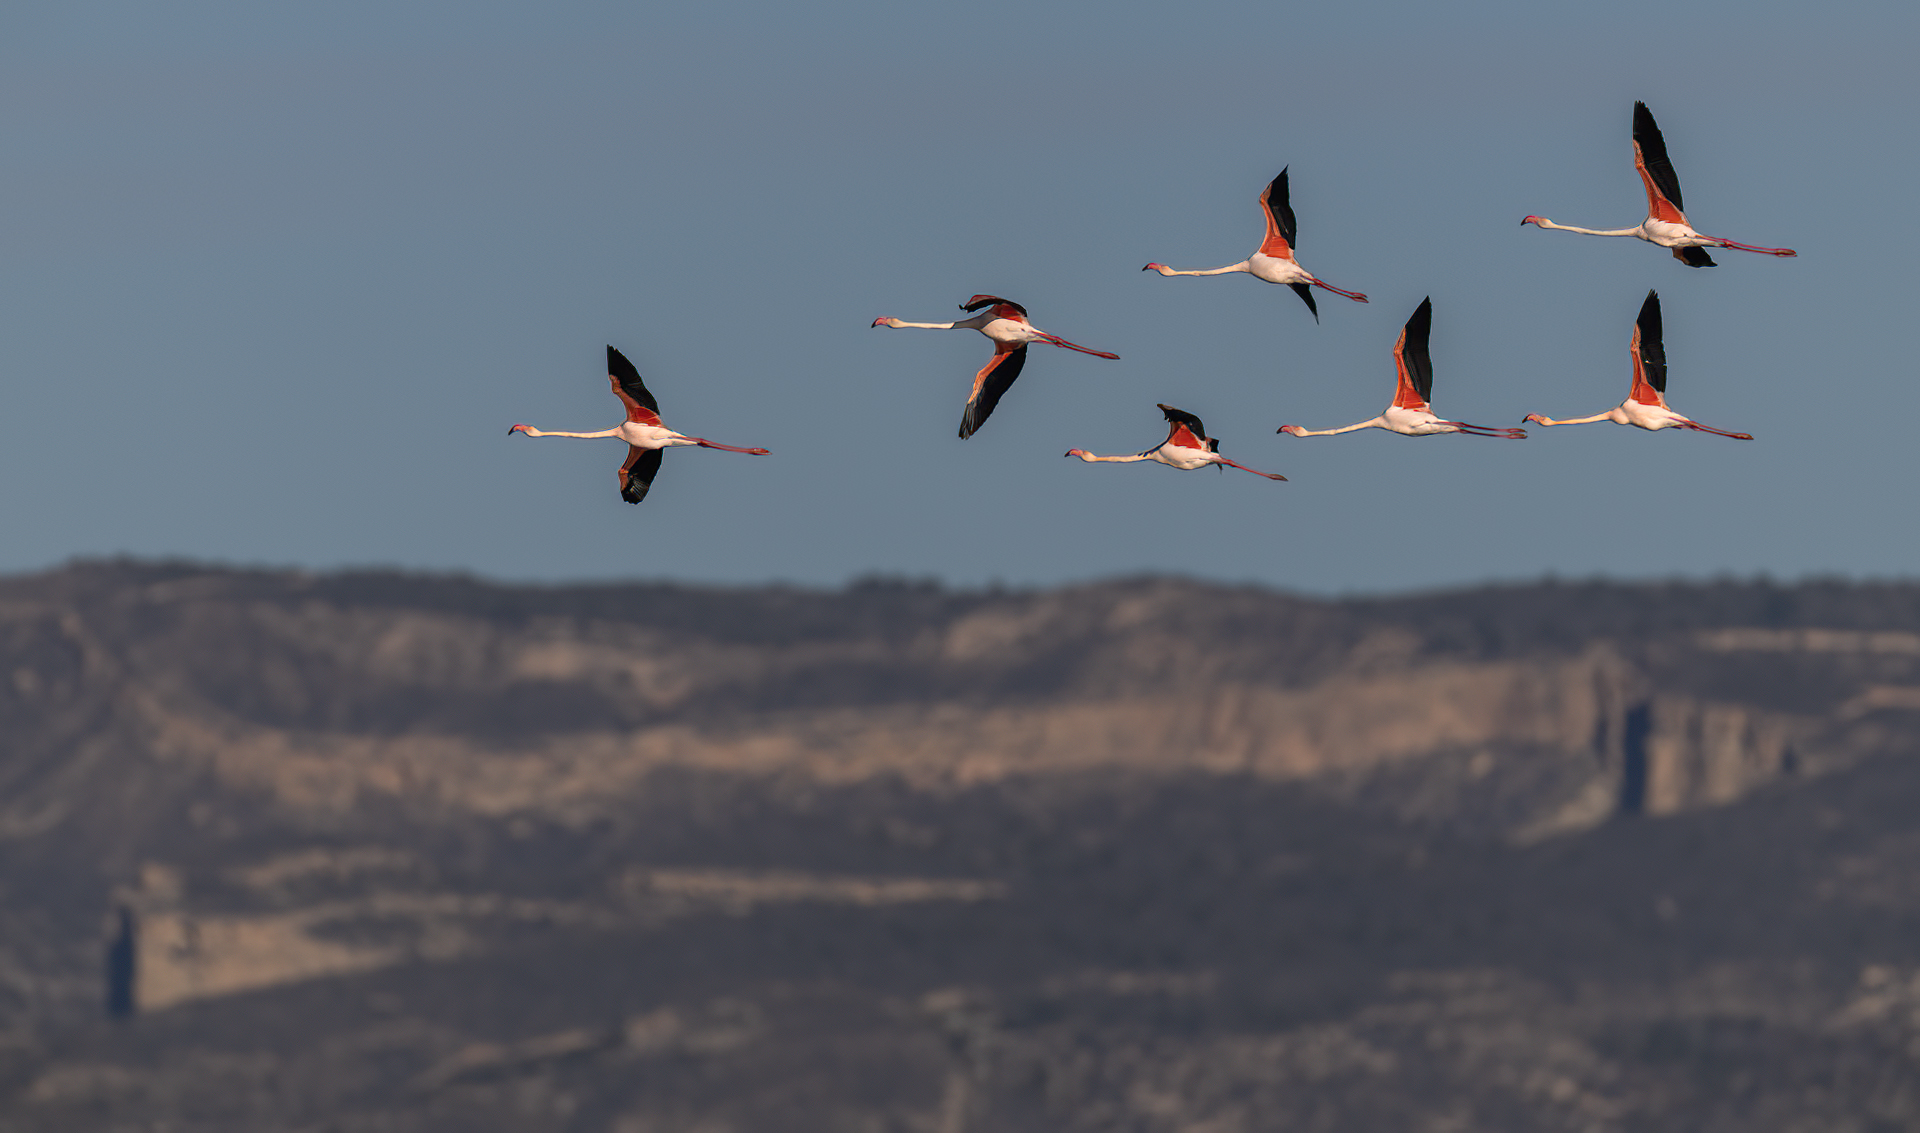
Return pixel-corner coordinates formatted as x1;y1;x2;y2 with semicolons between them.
5;563;1920;1132
6;565;1907;837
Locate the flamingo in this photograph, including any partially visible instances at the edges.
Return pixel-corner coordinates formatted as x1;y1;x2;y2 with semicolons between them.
507;346;771;504
1277;298;1528;439
1520;102;1796;267
1066;404;1287;479
1522;290;1753;439
1142;167;1368;320
871;295;1119;438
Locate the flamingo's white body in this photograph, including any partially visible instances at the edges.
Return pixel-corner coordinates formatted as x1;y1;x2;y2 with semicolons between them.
507;346;771;504
1143;167;1367;320
1521;102;1796;268
871;295;1118;438
1523;290;1753;440
1277;299;1528;440
1066;404;1287;479
512;421;707;448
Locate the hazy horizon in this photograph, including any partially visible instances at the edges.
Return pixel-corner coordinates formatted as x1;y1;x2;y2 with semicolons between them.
14;550;1910;605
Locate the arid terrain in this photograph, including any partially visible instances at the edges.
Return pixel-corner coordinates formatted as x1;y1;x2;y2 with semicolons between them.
4;560;1920;1131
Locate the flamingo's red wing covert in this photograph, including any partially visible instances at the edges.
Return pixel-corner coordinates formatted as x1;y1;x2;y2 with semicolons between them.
1167;423;1208;450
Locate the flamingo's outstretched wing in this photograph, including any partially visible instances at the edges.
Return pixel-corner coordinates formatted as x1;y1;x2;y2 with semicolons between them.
1288;282;1318;321
607;346;663;426
1257;168;1298;260
960;295;1029;317
1632;101;1689;226
618;445;663;504
1391;298;1435;410
958;345;1029;439
1157;403;1211;451
1261;172;1317;319
1628;290;1668;406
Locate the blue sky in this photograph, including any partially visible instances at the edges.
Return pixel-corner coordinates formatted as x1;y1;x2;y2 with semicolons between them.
2;1;1913;594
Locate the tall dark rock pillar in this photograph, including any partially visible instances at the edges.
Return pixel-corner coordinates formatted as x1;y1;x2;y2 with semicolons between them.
1617;702;1653;817
105;905;136;1020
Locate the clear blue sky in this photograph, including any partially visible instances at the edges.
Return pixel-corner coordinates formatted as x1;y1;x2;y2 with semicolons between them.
2;1;1913;594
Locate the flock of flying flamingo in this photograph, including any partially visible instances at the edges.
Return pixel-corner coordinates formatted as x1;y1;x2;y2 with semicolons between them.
509;102;1792;503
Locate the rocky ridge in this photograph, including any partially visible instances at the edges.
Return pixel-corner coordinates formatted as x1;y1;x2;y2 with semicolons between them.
3;561;1920;1131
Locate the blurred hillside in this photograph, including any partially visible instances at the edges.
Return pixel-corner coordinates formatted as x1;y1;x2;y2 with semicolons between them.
4;560;1920;1131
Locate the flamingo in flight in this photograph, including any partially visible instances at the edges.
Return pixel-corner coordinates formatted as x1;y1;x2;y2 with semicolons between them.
1278;298;1528;440
507;346;771;504
1143;167;1368;320
1066;403;1287;479
1522;290;1752;439
1521;102;1796;267
871;295;1119;439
